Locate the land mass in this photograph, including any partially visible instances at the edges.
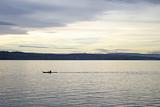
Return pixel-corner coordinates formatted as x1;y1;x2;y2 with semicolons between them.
0;51;160;60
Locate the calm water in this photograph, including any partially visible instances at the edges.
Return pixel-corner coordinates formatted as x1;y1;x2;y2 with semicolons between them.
0;61;160;107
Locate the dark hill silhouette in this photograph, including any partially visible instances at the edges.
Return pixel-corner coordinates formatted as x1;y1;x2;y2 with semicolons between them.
0;51;160;60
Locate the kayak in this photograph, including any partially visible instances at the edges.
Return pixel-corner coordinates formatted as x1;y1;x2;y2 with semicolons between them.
42;71;58;73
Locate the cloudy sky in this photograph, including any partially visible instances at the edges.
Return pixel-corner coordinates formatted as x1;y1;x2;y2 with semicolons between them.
0;0;160;53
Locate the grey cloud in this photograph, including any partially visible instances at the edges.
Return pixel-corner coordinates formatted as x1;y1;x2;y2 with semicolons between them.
0;0;107;34
105;0;160;4
19;45;48;48
51;45;78;50
113;49;135;53
0;21;16;26
54;47;76;50
150;51;160;54
19;45;76;50
140;0;160;4
0;26;27;34
96;48;135;53
95;49;111;53
0;0;160;34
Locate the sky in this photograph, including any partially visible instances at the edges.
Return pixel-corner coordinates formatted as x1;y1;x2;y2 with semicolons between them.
0;0;160;53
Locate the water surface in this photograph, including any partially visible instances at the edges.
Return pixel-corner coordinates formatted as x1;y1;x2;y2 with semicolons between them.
0;61;160;107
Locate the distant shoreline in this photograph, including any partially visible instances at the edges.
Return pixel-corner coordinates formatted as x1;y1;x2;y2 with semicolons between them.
0;51;160;60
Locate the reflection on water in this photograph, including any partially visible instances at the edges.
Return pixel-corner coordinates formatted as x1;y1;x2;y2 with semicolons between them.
0;61;160;107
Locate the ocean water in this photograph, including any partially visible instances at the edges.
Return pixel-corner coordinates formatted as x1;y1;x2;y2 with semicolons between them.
0;61;160;107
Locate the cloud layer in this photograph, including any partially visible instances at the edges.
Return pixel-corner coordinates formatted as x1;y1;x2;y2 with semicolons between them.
1;0;160;34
